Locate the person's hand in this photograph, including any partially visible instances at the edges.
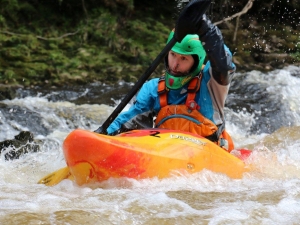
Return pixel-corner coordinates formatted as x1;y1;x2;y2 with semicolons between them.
174;0;211;42
176;14;213;40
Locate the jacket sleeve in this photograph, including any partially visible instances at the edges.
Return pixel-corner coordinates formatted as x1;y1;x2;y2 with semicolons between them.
106;79;159;135
197;15;235;85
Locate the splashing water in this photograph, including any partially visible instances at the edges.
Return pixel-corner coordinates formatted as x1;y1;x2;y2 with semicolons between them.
1;66;300;224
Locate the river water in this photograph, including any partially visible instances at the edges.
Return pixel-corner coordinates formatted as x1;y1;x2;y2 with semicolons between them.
1;65;300;224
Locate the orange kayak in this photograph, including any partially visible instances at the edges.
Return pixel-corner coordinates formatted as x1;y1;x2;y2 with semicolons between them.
63;129;251;185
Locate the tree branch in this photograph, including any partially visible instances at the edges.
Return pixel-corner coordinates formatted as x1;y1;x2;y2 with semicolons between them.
214;0;254;26
82;0;88;19
214;0;254;44
1;30;80;40
36;30;80;40
233;16;240;43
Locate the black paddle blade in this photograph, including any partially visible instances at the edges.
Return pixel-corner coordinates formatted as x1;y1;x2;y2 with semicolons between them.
175;0;211;42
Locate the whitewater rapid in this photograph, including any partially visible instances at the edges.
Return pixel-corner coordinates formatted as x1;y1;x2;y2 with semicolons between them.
1;65;300;224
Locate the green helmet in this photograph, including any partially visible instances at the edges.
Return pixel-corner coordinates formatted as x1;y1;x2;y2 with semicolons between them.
164;30;206;89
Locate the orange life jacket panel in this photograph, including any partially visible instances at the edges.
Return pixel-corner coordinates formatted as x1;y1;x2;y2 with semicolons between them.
155;75;234;152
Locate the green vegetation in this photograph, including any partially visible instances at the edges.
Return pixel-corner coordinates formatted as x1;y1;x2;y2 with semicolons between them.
0;0;176;86
0;0;299;86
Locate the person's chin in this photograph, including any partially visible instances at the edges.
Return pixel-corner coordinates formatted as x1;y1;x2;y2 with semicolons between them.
171;71;181;76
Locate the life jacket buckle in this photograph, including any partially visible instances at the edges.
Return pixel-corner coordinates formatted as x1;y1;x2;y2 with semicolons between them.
186;100;200;111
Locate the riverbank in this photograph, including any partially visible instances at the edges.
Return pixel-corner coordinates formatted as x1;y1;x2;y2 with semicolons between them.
1;26;299;88
0;2;299;89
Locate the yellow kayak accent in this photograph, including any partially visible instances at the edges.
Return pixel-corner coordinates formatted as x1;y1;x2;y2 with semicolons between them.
37;167;73;186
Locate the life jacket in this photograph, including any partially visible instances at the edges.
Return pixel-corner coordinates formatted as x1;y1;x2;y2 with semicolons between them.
155;74;234;152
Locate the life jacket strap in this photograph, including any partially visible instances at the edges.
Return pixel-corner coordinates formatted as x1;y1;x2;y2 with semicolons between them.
158;76;168;107
186;74;202;110
187;74;201;93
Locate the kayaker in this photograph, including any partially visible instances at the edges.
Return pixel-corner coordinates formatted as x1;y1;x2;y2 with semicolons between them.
100;14;236;152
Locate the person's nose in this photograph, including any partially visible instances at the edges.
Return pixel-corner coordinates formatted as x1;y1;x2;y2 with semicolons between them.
171;60;179;71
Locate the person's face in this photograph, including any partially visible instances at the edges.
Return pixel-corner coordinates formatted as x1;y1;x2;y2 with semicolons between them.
167;51;194;76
